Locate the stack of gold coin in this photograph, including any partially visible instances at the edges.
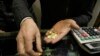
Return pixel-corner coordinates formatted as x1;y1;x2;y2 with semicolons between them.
47;31;57;39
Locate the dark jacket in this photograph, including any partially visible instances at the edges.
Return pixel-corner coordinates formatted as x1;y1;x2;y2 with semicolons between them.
40;0;97;28
0;0;97;29
0;0;34;30
0;0;16;31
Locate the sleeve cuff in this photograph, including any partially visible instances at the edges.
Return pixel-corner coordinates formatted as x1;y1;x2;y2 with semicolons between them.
20;17;33;26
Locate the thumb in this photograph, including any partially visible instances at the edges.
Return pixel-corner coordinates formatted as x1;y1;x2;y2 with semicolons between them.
36;32;43;53
71;21;80;30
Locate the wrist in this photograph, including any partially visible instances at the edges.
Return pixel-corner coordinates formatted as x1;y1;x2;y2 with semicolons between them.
64;19;76;24
64;19;77;28
20;17;33;26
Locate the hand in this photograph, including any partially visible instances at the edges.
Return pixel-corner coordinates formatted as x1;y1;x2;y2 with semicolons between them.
44;19;80;44
16;18;43;56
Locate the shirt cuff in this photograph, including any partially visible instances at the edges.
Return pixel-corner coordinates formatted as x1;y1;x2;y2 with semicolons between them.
20;17;33;26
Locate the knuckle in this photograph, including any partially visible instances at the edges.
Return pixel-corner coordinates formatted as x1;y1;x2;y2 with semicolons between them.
16;36;23;42
26;49;32;54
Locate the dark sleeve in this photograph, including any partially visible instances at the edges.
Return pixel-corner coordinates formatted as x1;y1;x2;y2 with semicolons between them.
73;0;97;26
12;0;35;27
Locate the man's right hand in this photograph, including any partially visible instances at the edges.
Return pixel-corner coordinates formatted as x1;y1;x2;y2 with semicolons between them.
16;18;43;56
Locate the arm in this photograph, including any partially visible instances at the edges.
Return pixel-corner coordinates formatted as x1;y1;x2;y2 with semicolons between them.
44;0;97;44
73;0;97;26
12;0;43;55
12;0;35;27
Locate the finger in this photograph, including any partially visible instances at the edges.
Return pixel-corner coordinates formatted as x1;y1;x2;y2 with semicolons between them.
24;34;41;56
71;21;80;30
36;32;43;52
44;36;52;43
28;51;42;56
51;28;71;44
16;32;25;54
44;29;55;43
24;36;33;54
18;53;29;56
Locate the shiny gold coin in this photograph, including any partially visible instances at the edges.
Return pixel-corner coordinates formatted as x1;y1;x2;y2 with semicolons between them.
47;31;57;39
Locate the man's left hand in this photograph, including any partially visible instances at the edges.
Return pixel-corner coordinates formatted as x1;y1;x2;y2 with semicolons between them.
44;19;80;44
